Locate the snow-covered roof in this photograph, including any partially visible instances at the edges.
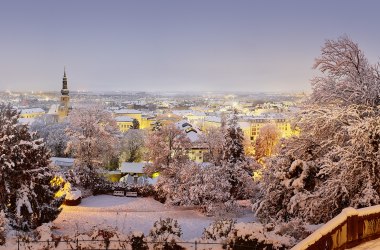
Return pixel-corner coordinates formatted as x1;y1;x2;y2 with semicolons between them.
114;109;141;114
108;170;122;175
172;110;192;117
115;116;134;122
48;104;59;115
246;113;287;121
20;108;45;114
172;110;206;117
204;116;221;123
147;176;158;185
120;162;145;174
18;118;35;125
238;121;251;129
51;157;75;167
187;111;206;117
175;120;202;142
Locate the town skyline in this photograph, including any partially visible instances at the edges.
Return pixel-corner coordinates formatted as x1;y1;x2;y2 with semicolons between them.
1;0;380;93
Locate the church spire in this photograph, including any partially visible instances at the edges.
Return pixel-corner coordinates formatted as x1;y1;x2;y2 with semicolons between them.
61;67;69;96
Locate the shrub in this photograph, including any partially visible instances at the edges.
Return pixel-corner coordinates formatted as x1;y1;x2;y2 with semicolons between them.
128;231;148;250
202;218;236;241
227;222;295;250
149;218;184;250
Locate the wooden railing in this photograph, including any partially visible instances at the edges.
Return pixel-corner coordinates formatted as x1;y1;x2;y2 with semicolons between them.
292;205;380;250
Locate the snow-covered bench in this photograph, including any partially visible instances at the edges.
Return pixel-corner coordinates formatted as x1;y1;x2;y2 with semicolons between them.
113;190;125;196
125;191;138;197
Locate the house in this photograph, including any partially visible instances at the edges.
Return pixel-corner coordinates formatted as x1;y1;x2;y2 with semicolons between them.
175;120;208;163
114;109;142;124
50;157;75;170
120;162;145;176
118;162;156;185
115;116;134;132
203;116;222;130
19;108;45;119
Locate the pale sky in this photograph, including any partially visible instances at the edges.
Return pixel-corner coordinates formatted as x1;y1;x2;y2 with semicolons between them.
1;0;380;93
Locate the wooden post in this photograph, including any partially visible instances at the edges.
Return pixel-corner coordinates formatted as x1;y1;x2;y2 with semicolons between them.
347;213;359;243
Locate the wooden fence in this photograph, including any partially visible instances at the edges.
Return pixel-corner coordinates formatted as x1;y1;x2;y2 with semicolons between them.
292;205;380;250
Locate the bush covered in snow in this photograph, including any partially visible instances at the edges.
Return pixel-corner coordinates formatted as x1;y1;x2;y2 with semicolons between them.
149;217;184;250
114;182;156;197
201;219;296;250
128;231;148;250
202;218;236;241
226;222;295;250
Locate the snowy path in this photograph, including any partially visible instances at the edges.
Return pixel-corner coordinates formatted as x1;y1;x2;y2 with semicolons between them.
53;195;254;240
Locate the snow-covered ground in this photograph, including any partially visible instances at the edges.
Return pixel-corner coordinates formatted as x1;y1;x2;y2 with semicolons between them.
54;195;254;240
348;238;380;250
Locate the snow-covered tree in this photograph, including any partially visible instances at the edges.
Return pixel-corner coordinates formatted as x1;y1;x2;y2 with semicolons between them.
132;118;140;129
222;110;246;164
255;124;281;162
221;110;254;199
254;36;380;224
149;218;183;250
120;129;145;162
200;126;224;165
0;104;63;230
311;35;380;107
66;105;120;170
144;124;191;176
30;115;69;157
66;105;120;188
161;162;234;213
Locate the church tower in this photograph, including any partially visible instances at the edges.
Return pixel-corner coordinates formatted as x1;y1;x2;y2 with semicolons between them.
58;68;70;120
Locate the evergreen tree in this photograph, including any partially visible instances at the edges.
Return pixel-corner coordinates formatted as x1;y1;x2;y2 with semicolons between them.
0;104;63;230
223;110;246;164
132;118;140;129
221;110;254;199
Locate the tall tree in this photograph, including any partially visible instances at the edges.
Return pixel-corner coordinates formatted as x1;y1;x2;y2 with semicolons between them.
311;35;380;107
222;110;246;164
221;110;254;199
120;129;145;162
254;124;281;162
66;105;120;170
200;126;225;165
144;123;191;176
255;36;380;224
0;104;63;230
66;105;120;187
30;115;69;157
